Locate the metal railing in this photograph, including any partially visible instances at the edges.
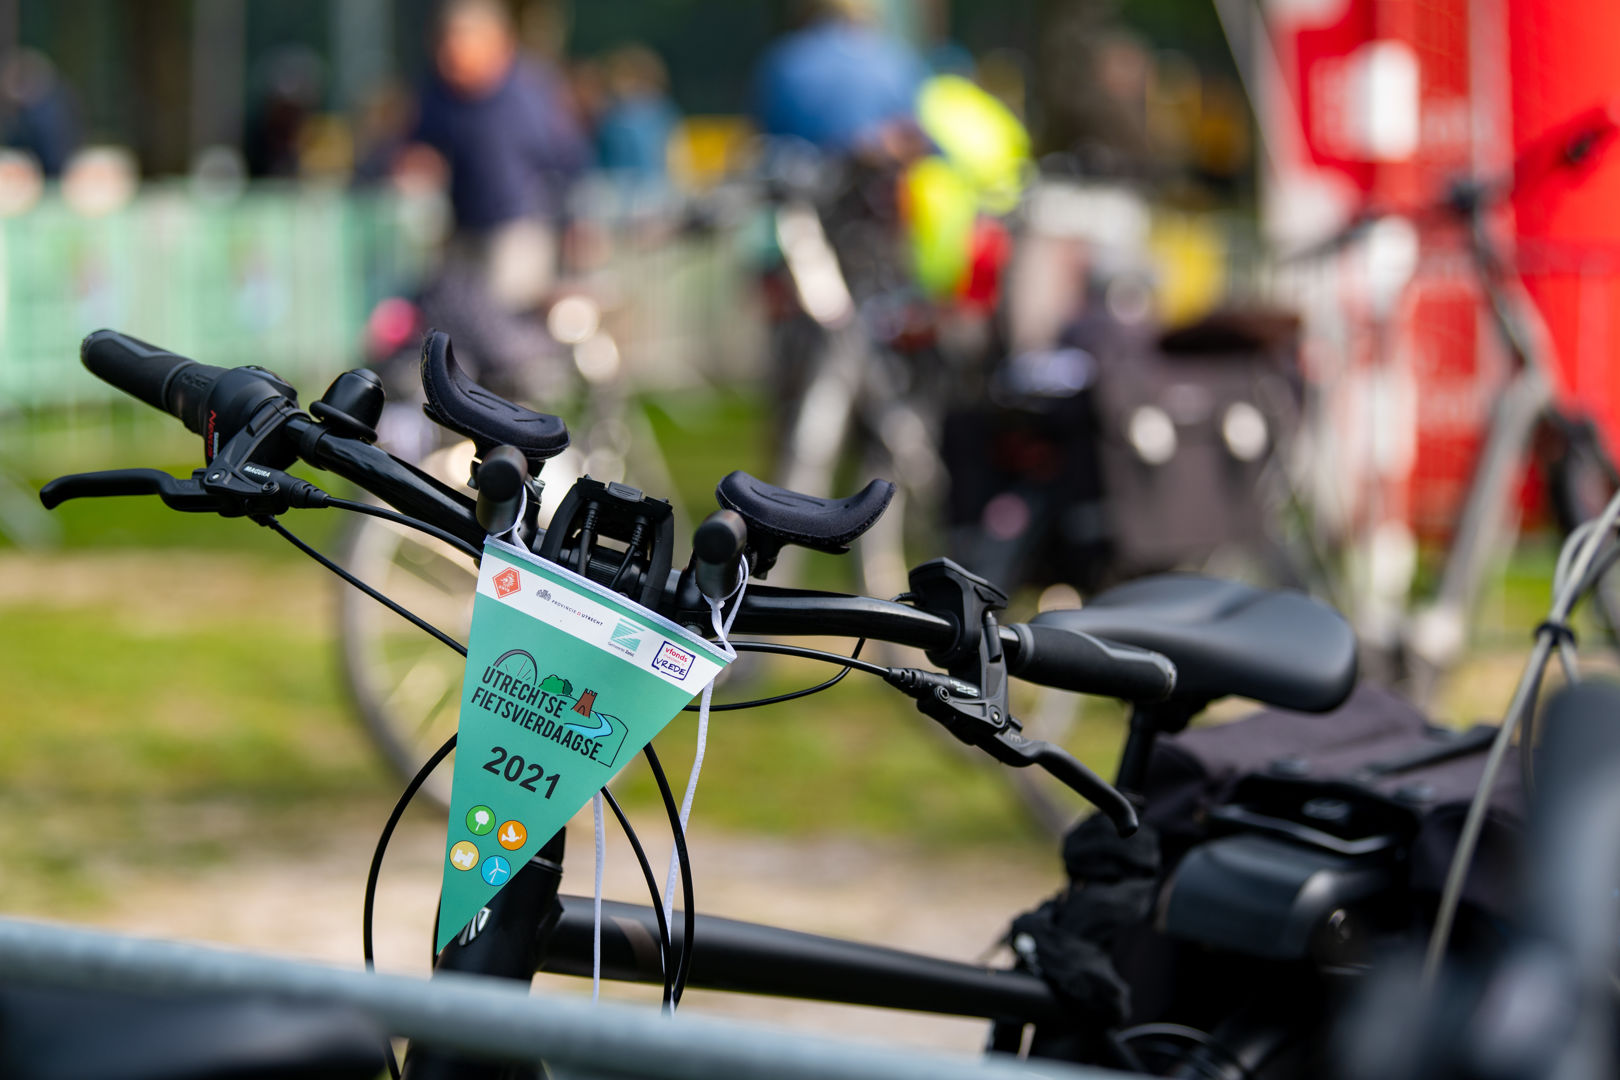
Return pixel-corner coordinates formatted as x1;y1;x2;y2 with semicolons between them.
0;916;1125;1080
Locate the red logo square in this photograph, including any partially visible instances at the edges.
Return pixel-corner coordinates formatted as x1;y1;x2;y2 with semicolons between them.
493;567;522;599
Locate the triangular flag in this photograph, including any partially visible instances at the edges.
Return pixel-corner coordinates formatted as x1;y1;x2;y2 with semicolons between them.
436;538;730;953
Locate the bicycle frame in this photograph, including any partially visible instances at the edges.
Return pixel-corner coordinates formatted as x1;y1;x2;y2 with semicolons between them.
542;896;1064;1025
769;194;949;601
1350;194;1612;703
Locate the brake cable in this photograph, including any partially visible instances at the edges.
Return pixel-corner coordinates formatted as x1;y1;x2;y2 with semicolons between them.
362;732;456;1080
675;594;902;713
322;495;483;561
725;640;891;678
682;638;869;712
259;517;468;658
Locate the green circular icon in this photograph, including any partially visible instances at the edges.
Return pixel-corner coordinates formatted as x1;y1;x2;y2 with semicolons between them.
466;805;496;835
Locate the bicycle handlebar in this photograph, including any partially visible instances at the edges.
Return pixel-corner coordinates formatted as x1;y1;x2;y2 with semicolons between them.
64;335;1173;706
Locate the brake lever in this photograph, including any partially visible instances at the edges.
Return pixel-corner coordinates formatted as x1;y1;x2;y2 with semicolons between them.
40;464;328;517
985;729;1139;837
886;602;1139;837
41;468;223;512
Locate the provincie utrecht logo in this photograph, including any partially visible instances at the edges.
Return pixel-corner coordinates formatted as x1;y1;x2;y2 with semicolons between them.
532;584;604;628
469;648;629;767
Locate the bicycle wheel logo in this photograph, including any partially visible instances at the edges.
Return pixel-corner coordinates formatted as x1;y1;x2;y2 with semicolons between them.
492;648;539;685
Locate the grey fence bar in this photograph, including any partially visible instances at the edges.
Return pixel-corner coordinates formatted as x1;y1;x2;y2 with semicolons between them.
0;916;1127;1080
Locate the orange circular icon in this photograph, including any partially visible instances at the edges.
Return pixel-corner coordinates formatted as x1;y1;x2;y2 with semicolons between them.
496;820;528;850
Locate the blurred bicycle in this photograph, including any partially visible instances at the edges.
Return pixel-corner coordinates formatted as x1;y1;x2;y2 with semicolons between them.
761;75;1031;599
1284;100;1620;704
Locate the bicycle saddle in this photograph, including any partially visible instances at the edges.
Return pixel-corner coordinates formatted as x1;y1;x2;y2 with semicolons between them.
715;471;895;575
1032;574;1356;713
420;329;570;469
0;985;385;1079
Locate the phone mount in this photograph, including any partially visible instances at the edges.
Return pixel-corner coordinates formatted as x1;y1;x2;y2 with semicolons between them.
538;477;675;609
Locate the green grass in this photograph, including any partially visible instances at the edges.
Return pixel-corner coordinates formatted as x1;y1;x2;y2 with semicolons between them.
0;588;387;905
0;556;1077;909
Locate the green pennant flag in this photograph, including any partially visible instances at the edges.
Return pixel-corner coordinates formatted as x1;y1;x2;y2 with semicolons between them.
436;537;730;953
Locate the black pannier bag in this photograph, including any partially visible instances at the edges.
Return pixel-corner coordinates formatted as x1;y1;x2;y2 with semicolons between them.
941;307;1304;596
1141;682;1524;917
1007;684;1525;1061
1090;308;1304;583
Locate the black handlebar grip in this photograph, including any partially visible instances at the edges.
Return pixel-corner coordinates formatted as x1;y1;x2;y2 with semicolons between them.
474;445;529;537
81;329;227;433
1006;624;1176;703
693;509;748;600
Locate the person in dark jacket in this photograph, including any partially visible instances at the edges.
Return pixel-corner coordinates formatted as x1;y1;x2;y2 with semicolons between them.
410;0;588;310
1;49;77;177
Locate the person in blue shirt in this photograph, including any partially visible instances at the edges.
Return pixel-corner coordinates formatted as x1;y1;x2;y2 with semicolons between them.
409;0;588;310
594;45;679;183
753;0;926;157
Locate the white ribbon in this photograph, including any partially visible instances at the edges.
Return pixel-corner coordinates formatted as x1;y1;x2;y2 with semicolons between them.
660;558;748;959
591;790;605;1002
589;555;747;1011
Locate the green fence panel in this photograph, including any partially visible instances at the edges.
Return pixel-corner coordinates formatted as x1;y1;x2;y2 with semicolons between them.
0;184;434;411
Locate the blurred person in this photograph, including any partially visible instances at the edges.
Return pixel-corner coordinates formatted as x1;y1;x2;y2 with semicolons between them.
409;0;588;310
1038;2;1154;174
1189;77;1252;199
351;81;416;186
594;45;678;184
245;47;325;179
567;57;608;133
0;149;42;216
0;49;77;177
753;0;926;157
61;146;138;217
191;144;248;202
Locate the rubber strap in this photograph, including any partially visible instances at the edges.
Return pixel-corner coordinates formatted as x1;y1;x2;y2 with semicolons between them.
1535;618;1578;648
